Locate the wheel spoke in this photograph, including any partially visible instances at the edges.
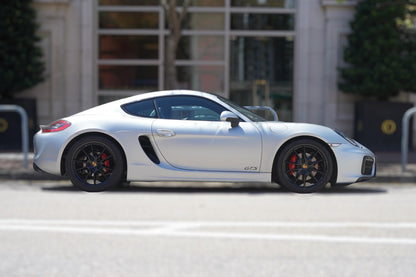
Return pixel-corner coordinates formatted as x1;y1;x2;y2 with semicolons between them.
80;165;88;172
76;168;90;180
313;169;325;175
311;159;324;166
81;149;90;160
93;173;98;185
309;149;319;160
97;146;105;157
97;166;111;176
90;144;95;157
295;170;302;179
301;174;307;187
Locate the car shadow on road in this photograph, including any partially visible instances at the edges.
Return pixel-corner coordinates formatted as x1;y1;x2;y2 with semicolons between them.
42;182;387;194
320;185;387;194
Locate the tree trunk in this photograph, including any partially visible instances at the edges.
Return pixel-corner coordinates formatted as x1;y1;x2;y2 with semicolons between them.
162;0;191;90
164;35;178;89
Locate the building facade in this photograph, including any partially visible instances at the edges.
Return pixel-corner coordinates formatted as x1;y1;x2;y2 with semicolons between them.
22;0;416;137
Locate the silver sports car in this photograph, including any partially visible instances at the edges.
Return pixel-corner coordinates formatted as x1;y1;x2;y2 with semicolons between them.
33;90;376;193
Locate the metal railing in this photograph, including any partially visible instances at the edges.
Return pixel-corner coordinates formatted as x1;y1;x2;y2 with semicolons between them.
0;105;29;169
401;107;416;172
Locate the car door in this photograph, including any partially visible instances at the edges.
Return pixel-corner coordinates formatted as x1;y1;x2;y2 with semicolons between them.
151;95;262;172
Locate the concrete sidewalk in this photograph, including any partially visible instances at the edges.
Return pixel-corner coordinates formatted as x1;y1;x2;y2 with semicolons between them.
0;152;415;183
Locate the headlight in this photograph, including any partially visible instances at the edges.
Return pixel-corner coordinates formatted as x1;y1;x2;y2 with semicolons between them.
334;129;359;147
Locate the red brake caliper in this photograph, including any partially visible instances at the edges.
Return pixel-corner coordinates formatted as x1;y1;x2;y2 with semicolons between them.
101;153;110;172
288;154;297;175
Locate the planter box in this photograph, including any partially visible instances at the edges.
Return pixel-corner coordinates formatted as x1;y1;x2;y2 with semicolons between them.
354;101;413;151
0;98;37;151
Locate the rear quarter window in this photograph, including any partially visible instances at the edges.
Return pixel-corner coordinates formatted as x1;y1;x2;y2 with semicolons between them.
121;99;157;118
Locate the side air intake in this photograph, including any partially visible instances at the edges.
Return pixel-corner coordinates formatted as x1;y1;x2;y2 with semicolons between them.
138;136;160;164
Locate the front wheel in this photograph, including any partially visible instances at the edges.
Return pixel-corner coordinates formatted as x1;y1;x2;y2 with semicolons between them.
276;139;334;193
65;135;125;192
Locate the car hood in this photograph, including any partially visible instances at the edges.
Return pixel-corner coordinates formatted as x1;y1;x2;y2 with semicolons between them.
260;121;347;144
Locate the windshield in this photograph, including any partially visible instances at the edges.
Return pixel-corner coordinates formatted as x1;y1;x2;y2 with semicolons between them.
218;96;267;122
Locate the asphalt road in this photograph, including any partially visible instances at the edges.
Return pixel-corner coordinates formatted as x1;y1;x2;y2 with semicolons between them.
0;180;415;277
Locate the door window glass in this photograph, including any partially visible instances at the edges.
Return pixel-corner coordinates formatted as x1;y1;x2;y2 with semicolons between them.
154;96;227;121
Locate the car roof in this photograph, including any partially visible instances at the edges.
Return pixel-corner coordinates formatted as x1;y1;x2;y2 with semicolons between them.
74;90;222;116
119;90;220;104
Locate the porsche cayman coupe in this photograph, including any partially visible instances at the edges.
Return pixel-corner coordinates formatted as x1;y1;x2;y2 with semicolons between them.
34;90;376;193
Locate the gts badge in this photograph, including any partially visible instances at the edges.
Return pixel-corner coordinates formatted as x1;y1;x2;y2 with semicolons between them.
244;166;258;171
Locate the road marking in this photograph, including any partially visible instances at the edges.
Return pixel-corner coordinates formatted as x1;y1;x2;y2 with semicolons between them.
2;219;416;228
1;219;416;245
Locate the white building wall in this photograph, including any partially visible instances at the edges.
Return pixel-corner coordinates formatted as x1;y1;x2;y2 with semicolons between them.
321;0;358;136
294;0;326;125
21;0;95;125
294;0;359;136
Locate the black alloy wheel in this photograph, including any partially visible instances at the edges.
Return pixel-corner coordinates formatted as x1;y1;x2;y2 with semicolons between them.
276;139;334;193
65;135;124;192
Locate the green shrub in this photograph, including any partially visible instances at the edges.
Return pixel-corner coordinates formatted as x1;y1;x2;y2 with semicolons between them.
0;0;44;99
339;0;416;100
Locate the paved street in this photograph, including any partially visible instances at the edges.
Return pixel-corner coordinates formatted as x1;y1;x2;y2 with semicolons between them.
0;180;415;277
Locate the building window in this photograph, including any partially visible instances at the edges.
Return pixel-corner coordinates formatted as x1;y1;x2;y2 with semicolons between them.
231;0;295;8
177;65;224;92
99;65;158;91
231;13;295;30
99;12;159;29
181;13;225;30
96;0;296;121
99;36;158;59
177;36;225;60
99;0;160;5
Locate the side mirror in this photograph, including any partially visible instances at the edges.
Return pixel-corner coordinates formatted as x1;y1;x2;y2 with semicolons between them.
220;111;240;128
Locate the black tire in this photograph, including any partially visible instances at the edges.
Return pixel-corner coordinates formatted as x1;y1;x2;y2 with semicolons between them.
276;139;334;193
65;135;125;192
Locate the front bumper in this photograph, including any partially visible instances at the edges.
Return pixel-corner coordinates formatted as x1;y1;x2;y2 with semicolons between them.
356;155;376;183
332;143;376;184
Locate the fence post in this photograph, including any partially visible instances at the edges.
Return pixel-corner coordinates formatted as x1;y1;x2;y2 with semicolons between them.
401;107;416;172
0;105;29;169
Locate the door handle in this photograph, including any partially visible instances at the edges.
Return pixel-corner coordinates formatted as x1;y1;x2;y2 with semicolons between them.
156;129;176;137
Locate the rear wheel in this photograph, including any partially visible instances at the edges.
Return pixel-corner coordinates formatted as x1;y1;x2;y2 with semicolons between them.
276;139;333;193
65;135;124;192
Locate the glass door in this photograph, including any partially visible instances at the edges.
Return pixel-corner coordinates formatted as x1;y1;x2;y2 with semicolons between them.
230;36;294;121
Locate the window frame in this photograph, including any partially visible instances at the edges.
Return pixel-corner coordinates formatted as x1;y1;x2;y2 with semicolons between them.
122;95;237;122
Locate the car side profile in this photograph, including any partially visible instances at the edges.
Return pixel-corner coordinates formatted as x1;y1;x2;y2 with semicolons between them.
33;90;376;193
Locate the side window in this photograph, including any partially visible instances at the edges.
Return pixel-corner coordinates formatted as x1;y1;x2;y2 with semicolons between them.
154;96;227;121
121;99;157;118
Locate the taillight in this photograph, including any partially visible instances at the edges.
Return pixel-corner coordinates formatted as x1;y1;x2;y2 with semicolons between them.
41;120;71;133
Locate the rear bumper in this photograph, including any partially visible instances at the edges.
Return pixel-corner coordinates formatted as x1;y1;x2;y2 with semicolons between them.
33;130;65;176
33;162;43;173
